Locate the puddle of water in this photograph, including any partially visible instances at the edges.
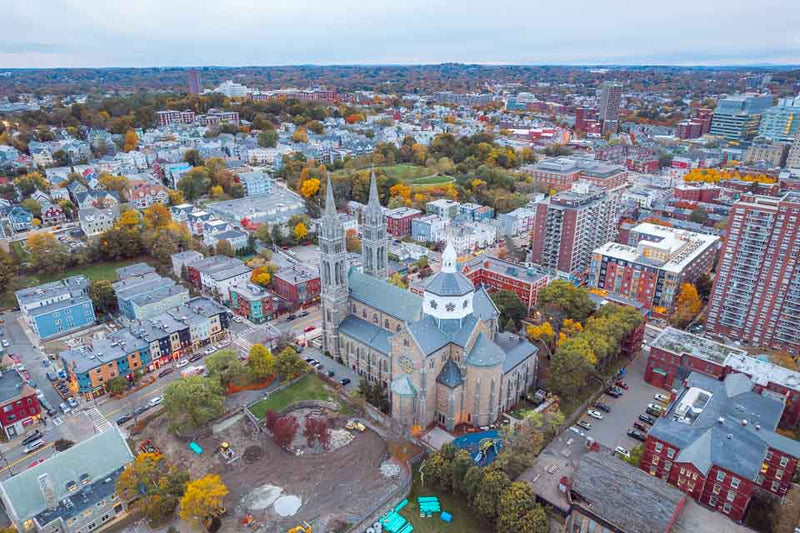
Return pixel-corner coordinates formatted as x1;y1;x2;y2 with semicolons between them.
245;484;283;510
273;495;302;517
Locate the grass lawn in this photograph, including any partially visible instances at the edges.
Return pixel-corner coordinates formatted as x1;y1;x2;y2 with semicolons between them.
249;373;333;418
398;462;487;533
34;259;144;284
380;164;431;182
408;175;453;186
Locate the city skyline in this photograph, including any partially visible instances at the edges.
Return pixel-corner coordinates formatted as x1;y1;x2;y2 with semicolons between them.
2;0;800;68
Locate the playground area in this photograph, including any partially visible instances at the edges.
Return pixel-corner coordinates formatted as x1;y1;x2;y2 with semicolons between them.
452;430;502;466
131;411;406;532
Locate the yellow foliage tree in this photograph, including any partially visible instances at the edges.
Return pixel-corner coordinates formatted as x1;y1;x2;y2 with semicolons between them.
118;209;141;228
769;351;798;371
299;178;321;198
123;130;139;152
389;183;411;201
179;474;228;528
294;222;307;240
526;322;555;348
168;189;185;206
144;203;171;230
561;319;583;336
292;128;308;143
251;267;272;287
210;185;224;198
672;283;702;327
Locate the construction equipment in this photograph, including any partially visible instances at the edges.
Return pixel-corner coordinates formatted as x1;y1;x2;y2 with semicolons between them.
138;439;159;455
218;442;240;464
287;522;312;533
345;420;366;433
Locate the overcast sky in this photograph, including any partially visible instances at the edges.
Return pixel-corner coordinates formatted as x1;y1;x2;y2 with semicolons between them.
2;0;799;68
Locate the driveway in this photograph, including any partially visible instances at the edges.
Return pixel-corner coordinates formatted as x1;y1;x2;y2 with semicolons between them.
304;346;359;393
573;351;665;452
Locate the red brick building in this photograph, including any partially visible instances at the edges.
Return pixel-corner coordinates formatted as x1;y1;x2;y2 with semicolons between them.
272;264;321;307
0;363;41;439
642;372;800;521
646;327;800;428
523;158;627;192
385;207;422;238
706;193;800;355
461;254;549;312
673;184;722;204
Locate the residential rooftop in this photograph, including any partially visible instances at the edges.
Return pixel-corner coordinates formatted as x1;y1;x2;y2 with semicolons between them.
650;326;746;366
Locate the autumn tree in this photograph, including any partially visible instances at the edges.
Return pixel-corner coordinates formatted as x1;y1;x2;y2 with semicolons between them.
291;128;308;143
497;482;547;533
299;178;321;198
168;189;185;206
549;340;595;397
769;351;798;371
346;228;361;252
214;239;234;257
13;172;49;196
179;474;228;528
143;203;172;230
275;347;308;379
672;283;702;328
247;344;275;379
388;272;407;289
526;322;555;351
26;233;69;274
251;266;272;287
123;129;139;152
0;248;16;298
272;416;299;449
116;453;189;527
258;129;279;148
294;222;307;241
303;416;331;450
474;469;511;523
99;173;130;197
537;280;595;325
184;149;203;167
178;167;211;201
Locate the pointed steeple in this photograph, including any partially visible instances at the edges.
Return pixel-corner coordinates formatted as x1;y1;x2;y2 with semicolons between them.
441;239;457;273
367;167;381;212
324;174;336;218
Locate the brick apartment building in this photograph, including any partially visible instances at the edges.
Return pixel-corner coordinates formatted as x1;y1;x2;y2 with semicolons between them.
589;223;719;310
155;109;196;126
522;158;627;192
646;327;800;428
530;181;620;275
385;207;422;238
642;372;800;521
271;261;321;307
706;192;800;355
461;254;549;312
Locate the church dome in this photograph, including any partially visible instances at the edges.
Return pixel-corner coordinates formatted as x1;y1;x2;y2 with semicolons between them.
423;241;474;321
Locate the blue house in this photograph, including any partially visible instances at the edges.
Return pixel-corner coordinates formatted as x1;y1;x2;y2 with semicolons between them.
7;207;33;232
15;276;97;339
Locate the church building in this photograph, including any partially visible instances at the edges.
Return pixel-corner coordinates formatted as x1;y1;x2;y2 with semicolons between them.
320;173;538;432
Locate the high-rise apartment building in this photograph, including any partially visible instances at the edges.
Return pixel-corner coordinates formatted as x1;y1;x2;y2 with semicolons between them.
758;94;800;143
788;132;800;169
598;82;622;133
709;93;773;143
706;192;800;355
187;69;202;95
529;181;620;275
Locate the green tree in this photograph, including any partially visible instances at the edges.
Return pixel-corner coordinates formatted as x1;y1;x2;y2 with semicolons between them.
275;347;308;379
497;482;538;533
388;272;407;289
695;273;713;301
26;233;69;274
549;341;595;397
178;167;211;201
0;248;16;298
247;344;275;379
424;451;453;491
105;376;128;395
13;172;49;196
21;198;41;218
205;349;245;386
689;207;709;224
258;130;279;148
462;466;485;502
163;376;225;431
623;444;644;468
89;279;118;315
537;280;596;325
184;149;203;167
450;450;474;494
490;290;528;330
473;469;511;522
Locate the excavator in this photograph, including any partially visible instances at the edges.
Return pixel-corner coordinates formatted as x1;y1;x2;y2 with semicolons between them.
287;522;312;533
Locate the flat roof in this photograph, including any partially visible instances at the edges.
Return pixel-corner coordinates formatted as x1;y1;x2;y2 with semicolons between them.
650;327;745;365
463;254;548;285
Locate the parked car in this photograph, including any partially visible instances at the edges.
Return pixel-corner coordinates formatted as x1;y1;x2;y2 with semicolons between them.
133;405;151;416
1;340;9;348
614;446;631;459
615;381;629;390
232;315;244;323
633;421;649;432
189;353;203;363
24;440;45;454
654;393;670;403
176;359;189;368
21;431;42;446
204;347;215;356
59;403;71;415
303;326;315;333
340;378;351;386
576;420;592;430
115;414;133;425
66;397;78;408
286;314;297;322
627;429;646;442
158;367;175;378
604;388;622;398
149;396;163;407
645;406;663;417
587;409;604;420
327;370;335;377
298;310;309;318
647;403;665;412
27;458;46;469
638;414;656;425
310;359;320;367
592;402;611;413
304;357;314;363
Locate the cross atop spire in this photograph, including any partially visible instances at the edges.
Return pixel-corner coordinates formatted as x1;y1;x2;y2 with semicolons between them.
324;173;336;218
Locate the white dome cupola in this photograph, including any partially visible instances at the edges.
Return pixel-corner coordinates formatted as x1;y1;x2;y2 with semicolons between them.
423;241;474;322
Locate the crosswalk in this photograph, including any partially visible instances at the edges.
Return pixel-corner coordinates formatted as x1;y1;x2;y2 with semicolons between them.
84;407;112;433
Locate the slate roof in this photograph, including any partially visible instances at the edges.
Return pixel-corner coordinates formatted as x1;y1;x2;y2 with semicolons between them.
0;428;134;524
465;332;504;367
423;270;474;297
649;372;800;481
437;358;464;388
493;331;538;373
348;269;422;323
572;452;686;533
339;315;393;355
472;286;499;320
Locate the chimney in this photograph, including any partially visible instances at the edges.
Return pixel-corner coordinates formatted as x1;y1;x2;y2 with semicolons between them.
38;474;57;510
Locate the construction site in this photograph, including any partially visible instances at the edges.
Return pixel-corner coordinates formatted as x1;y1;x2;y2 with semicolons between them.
130;409;409;532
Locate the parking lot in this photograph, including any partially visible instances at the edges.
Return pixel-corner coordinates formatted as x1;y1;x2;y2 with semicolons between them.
573;350;666;454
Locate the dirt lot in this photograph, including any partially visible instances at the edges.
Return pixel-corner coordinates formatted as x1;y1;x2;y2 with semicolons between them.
133;411;404;532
